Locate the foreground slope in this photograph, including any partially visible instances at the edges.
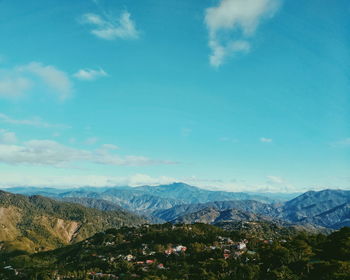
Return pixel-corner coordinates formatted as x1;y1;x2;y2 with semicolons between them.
0;191;145;253
2;223;350;280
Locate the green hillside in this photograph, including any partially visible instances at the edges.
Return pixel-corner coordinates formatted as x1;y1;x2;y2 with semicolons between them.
0;191;145;254
2;223;349;280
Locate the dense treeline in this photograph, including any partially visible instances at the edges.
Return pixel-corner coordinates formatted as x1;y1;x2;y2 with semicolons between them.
1;223;350;280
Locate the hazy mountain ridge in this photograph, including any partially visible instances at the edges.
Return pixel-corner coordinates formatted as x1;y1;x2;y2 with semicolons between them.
2;183;284;214
131;183;278;204
2;184;350;229
60;197;125;211
151;188;350;230
171;207;271;224
152;199;280;221
282;189;350;220
169;205;330;234
302;203;350;229
280;189;350;229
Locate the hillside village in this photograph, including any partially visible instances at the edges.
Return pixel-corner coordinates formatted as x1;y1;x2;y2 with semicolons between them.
2;223;349;280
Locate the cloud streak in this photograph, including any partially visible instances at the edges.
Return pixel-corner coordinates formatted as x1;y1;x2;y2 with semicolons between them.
0;134;175;167
0;129;17;144
260;137;272;143
0;173;177;188
331;138;350;148
0;62;73;100
205;0;281;67
266;175;284;184
0;76;32;98
18;62;72;100
73;68;108;81
0;113;70;129
81;11;139;40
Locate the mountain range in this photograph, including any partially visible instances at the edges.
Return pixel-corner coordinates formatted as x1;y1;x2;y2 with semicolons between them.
163;189;350;230
152;199;280;221
4;183;291;214
1;183;350;252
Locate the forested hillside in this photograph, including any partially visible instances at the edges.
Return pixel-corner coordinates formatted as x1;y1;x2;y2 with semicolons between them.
1;223;349;280
0;191;145;253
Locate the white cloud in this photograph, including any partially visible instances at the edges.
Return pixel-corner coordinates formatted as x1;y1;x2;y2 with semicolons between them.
81;11;139;40
0;62;72;100
209;39;250;67
0;169;340;193
266;175;284;184
101;144;119;150
176;176;298;193
0;173;176;188
0;76;32;98
205;0;281;67
219;137;239;143
0;140;88;166
0;129;17;144
18;62;72;100
85;137;98;145
0;113;70;129
181;128;192;137
73;68;107;81
331;138;350;147
0;138;175;167
260;137;272;143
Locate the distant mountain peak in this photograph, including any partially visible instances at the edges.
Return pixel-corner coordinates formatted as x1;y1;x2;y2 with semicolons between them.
152;182;195;189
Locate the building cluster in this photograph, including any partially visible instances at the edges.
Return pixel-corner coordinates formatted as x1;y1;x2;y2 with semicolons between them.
164;245;187;255
208;236;252;260
87;271;119;279
3;266;18;275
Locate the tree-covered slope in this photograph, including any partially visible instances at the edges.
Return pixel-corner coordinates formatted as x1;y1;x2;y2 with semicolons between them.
153;199;280;221
281;190;350;228
2;223;350;280
0;191;145;253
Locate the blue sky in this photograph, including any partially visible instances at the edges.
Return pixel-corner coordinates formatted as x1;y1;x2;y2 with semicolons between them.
0;0;349;192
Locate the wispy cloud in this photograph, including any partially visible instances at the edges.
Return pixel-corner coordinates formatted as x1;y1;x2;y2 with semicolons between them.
0;113;70;129
205;0;281;67
219;137;239;143
81;11;139;40
181;128;192;137
260;137;272;143
331;138;350;148
0;62;73;100
18;62;72;100
85;137;98;145
73;68;108;81
101;143;119;150
0;129;17;144
266;175;284;184
0;134;176;167
0;76;32;98
0;173;177;188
